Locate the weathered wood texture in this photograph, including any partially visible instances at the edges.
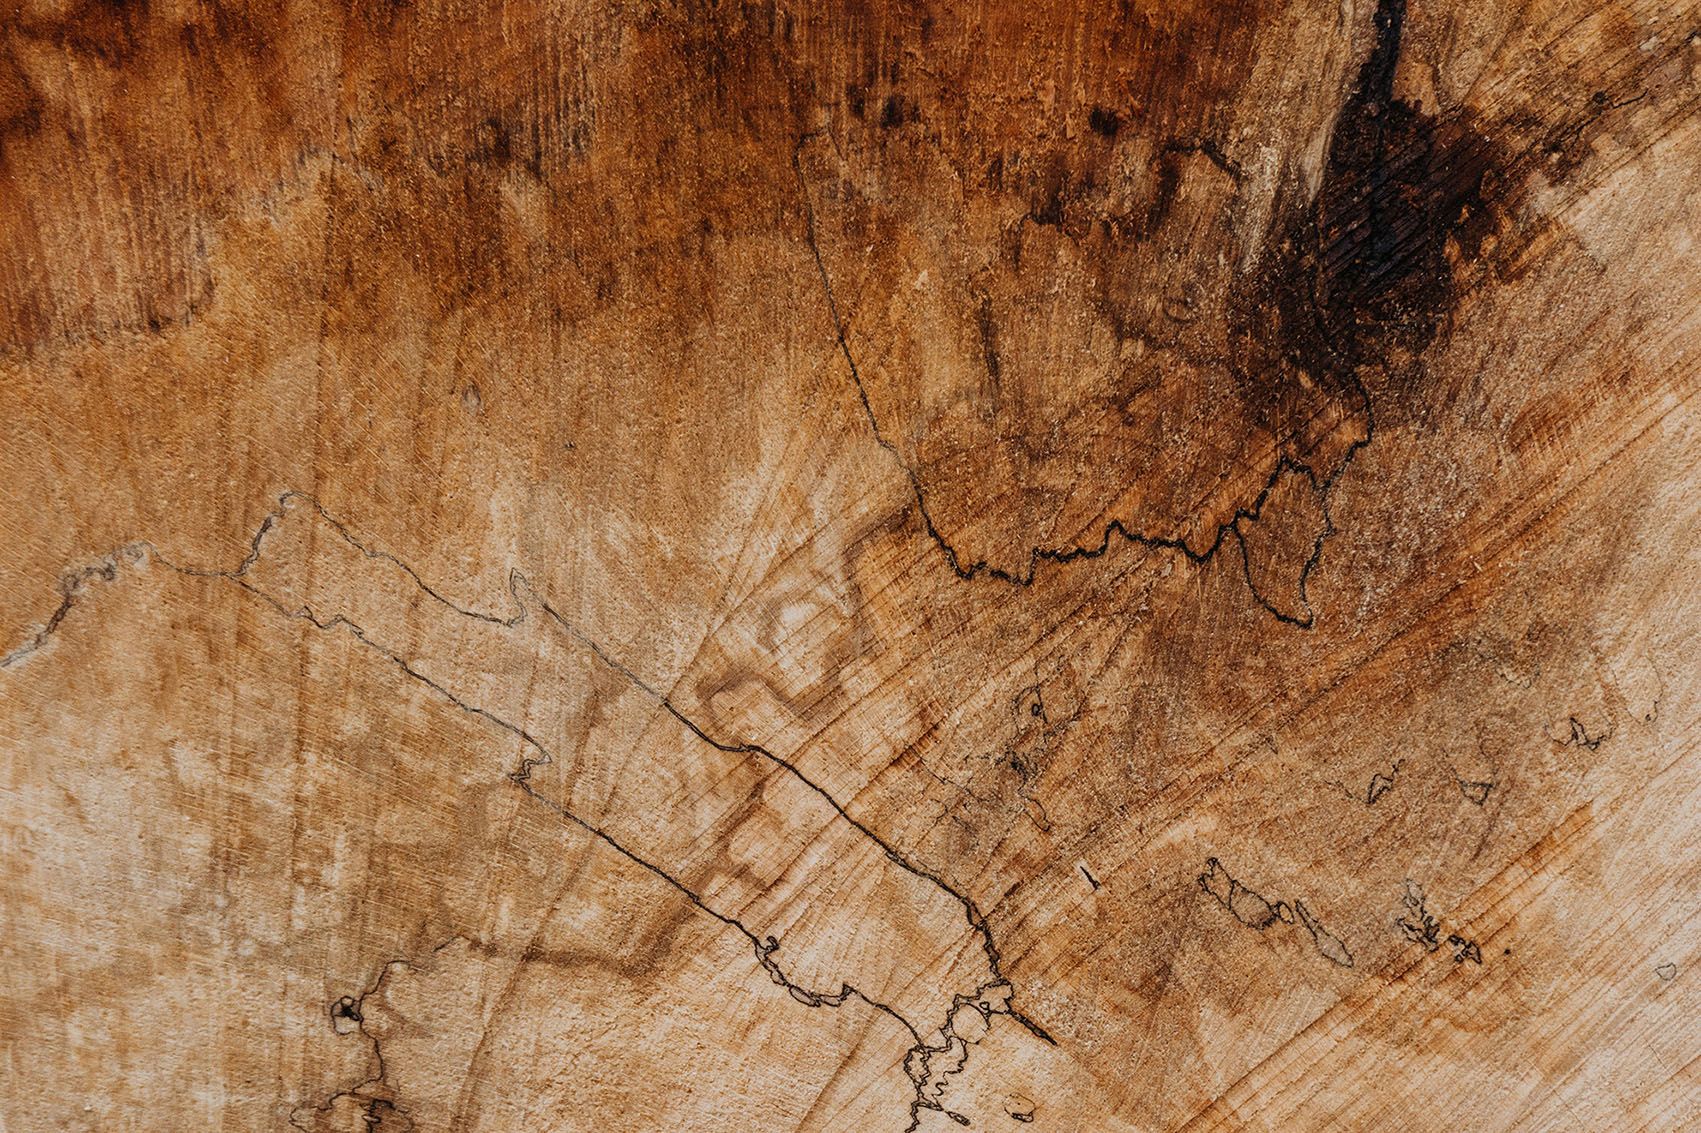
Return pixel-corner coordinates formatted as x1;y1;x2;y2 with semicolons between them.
3;1;1700;1129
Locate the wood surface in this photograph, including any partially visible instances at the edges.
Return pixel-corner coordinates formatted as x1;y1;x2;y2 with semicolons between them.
3;1;1700;1129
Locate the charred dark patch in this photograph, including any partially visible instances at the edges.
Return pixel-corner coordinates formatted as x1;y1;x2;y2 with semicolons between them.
1029;164;1068;228
975;293;1003;386
1139;148;1185;240
1239;0;1504;422
879;93;916;128
473;116;513;167
1088;105;1122;137
1307;3;1496;364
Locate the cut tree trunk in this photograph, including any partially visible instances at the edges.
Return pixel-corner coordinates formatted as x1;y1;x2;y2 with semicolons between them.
3;2;1699;1130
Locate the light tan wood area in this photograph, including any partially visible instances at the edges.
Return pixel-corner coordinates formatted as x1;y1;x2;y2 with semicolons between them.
3;1;1699;1129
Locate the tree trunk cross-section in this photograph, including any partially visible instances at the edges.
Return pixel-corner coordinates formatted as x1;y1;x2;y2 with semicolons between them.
2;1;1699;1130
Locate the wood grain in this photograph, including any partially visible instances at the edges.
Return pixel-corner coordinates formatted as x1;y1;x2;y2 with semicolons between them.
3;1;1699;1129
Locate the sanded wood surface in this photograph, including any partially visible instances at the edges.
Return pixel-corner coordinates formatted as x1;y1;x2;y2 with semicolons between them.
3;1;1700;1129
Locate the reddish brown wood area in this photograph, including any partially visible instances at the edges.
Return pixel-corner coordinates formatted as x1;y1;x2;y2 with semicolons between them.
3;1;1699;1129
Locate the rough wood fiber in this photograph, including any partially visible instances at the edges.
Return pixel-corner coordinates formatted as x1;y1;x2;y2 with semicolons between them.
3;1;1699;1130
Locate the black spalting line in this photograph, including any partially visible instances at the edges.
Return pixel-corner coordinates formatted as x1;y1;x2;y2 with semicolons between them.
1198;857;1356;969
0;560;119;668
291;957;415;1130
795;0;1498;630
794;131;1342;628
526;587;1057;1040
203;554;950;1125
219;492;1054;1044
12;489;1050;1129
